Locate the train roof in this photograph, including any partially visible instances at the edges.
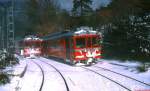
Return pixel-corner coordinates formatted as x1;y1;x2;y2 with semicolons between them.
42;27;101;40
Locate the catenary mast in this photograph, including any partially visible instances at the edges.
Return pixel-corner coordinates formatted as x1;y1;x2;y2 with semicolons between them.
7;0;15;53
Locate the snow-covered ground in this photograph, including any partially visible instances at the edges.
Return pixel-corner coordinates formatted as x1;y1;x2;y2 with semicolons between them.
98;59;150;82
0;57;150;91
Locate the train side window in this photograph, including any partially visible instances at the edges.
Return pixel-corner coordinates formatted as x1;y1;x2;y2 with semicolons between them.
70;38;74;48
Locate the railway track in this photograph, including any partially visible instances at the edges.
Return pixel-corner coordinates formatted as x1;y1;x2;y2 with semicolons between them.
109;62;133;68
39;60;70;91
93;65;150;87
19;64;28;78
81;66;132;91
32;61;45;91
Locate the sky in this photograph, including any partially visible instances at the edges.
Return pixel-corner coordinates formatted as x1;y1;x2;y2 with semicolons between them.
0;0;111;11
57;0;111;11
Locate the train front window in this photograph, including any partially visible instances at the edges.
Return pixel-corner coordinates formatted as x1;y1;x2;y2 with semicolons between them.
92;37;99;47
87;37;91;47
76;38;86;48
24;41;41;48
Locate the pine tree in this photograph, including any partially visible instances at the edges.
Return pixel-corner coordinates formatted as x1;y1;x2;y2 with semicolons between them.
71;0;94;27
26;0;39;24
72;0;93;16
26;0;61;35
101;0;150;60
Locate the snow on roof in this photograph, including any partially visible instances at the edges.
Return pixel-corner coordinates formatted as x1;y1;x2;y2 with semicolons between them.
75;26;98;35
24;35;42;41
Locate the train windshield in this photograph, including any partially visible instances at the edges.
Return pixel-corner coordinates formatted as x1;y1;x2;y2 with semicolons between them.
87;36;100;47
24;41;41;47
92;36;99;47
76;38;86;48
87;37;91;47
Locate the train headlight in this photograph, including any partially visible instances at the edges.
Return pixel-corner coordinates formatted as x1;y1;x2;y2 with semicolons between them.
24;48;30;55
35;48;41;54
75;55;84;58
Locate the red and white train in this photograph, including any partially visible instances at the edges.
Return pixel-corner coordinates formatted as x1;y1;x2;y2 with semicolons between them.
18;35;43;58
18;27;102;65
42;27;102;65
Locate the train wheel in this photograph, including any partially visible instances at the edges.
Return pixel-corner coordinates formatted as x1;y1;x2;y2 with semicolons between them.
75;61;85;66
86;58;93;65
70;60;76;65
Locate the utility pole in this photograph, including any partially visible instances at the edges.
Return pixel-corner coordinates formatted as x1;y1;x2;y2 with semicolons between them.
7;0;15;53
0;5;5;50
0;26;1;50
2;9;5;50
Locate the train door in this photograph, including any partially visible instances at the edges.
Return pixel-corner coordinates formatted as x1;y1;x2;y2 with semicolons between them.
65;38;71;62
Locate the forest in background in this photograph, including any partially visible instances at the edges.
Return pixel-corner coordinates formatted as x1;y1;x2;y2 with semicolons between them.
17;0;150;61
